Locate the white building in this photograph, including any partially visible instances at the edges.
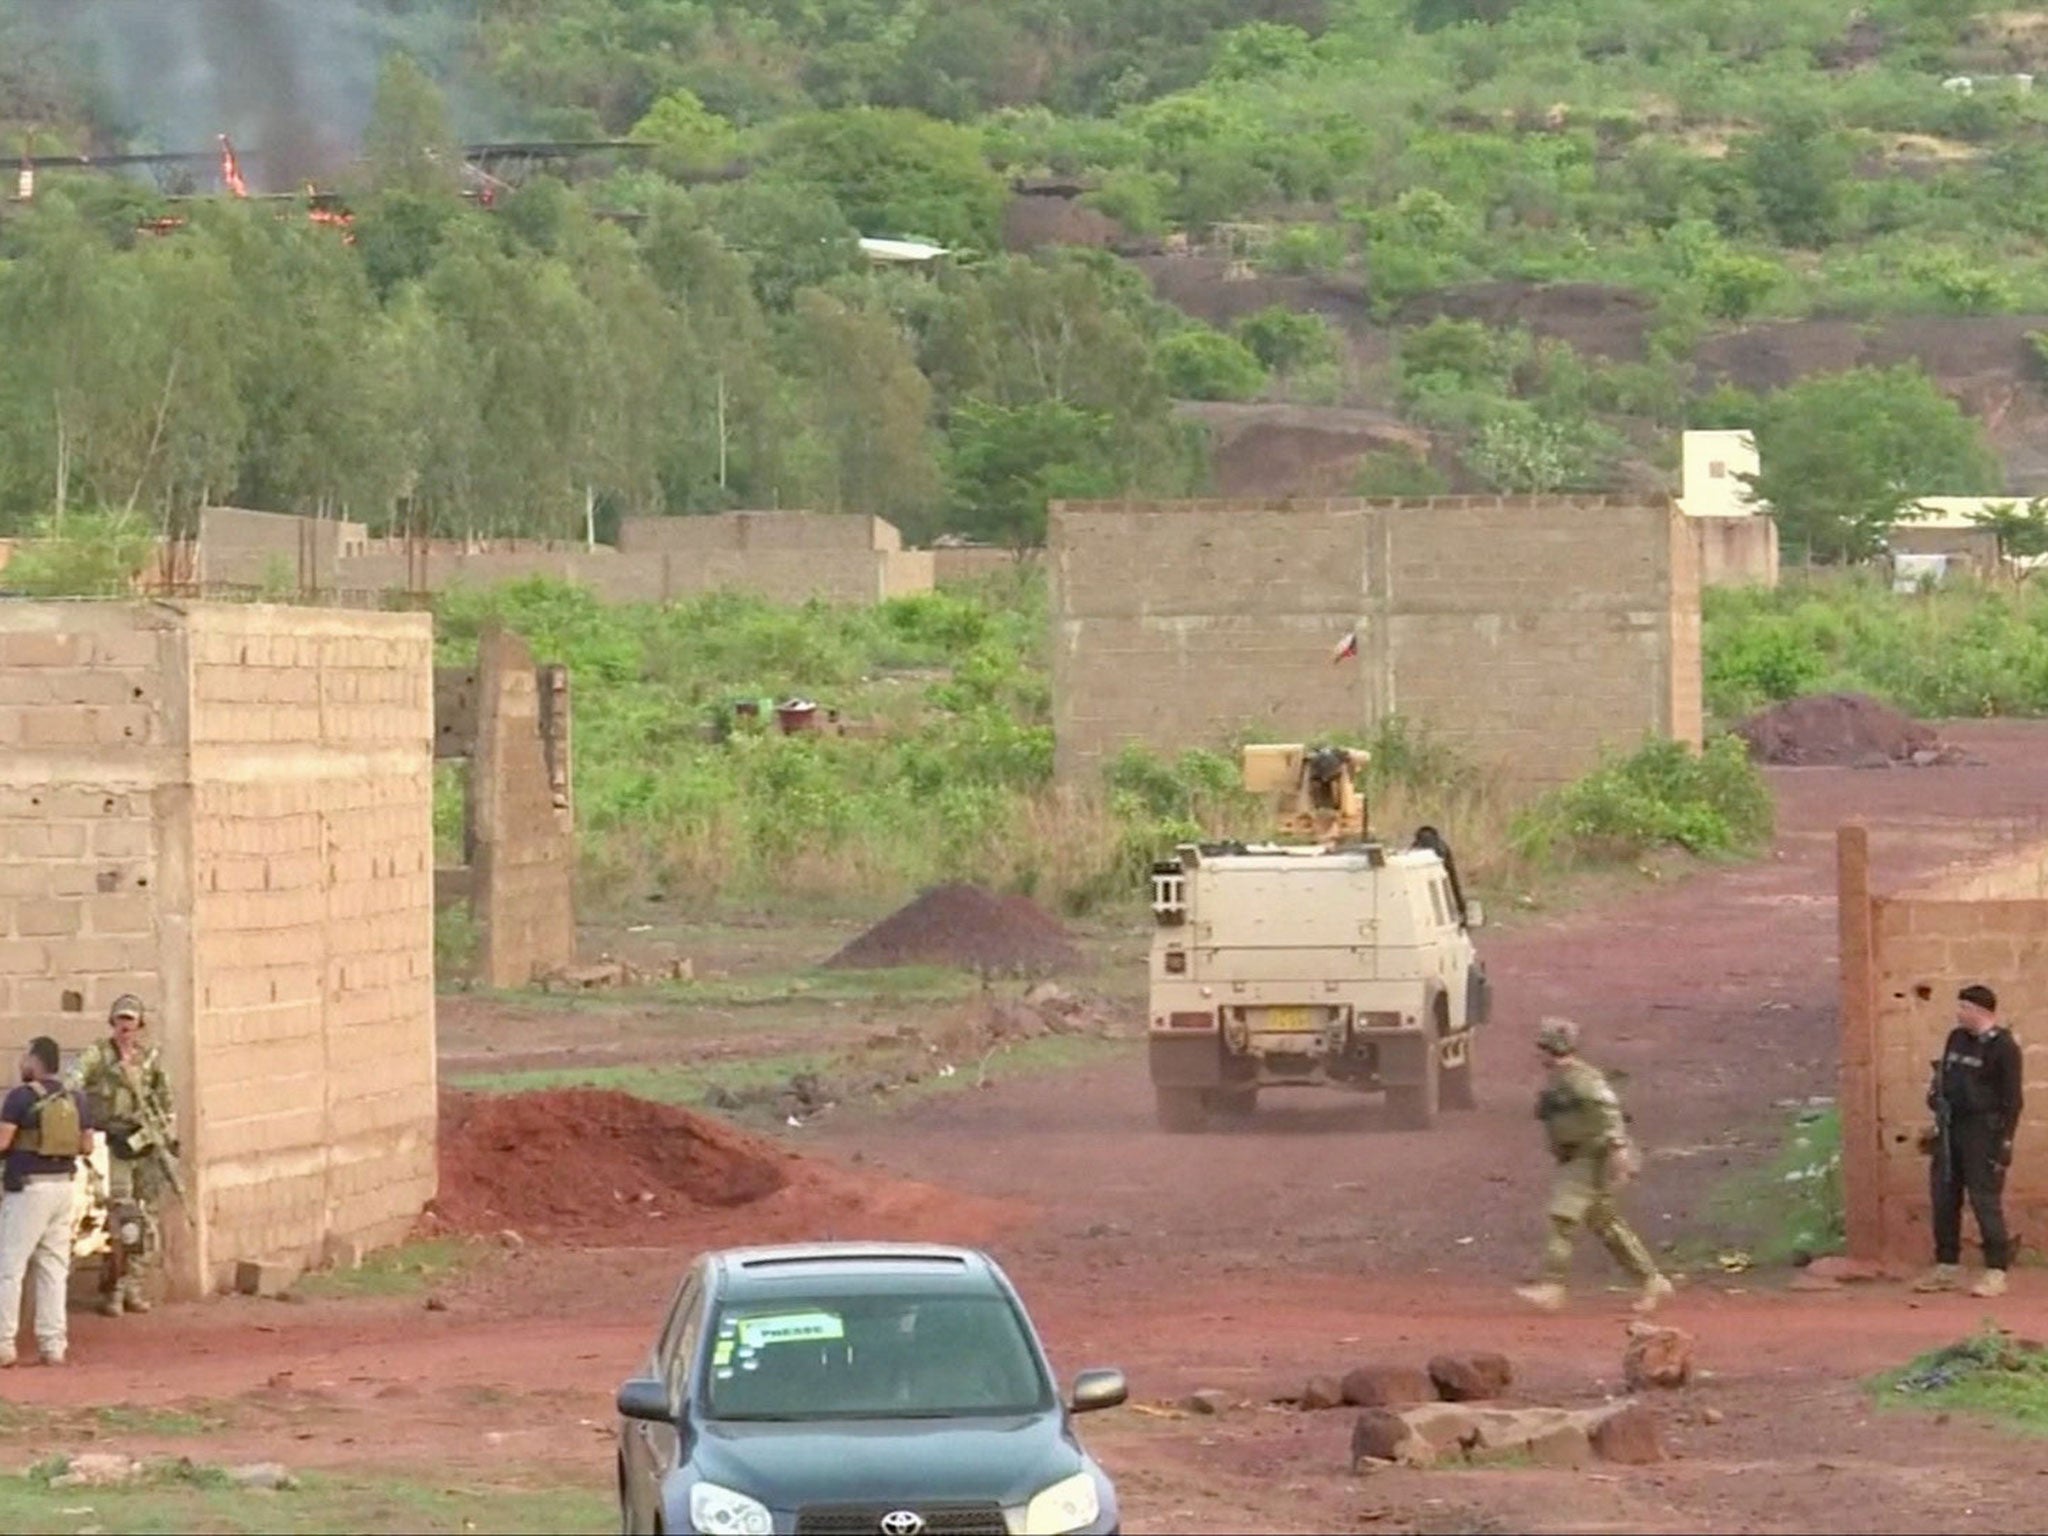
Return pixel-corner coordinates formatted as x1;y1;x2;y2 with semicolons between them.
1677;430;1761;518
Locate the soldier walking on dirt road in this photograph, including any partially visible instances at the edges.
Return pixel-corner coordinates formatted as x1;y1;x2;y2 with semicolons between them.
69;995;177;1316
1515;1018;1673;1315
1915;984;2023;1300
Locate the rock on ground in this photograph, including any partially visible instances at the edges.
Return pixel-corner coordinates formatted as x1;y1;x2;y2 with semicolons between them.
1590;1403;1666;1465
229;1462;299;1490
1351;1408;1435;1470
1428;1352;1514;1402
1179;1389;1229;1416
1301;1374;1345;1411
1805;1256;1886;1283
1624;1324;1695;1390
49;1454;142;1489
1341;1364;1437;1408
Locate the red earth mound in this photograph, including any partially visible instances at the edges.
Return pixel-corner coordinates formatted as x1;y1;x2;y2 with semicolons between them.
430;1088;1023;1248
1735;692;1951;766
826;883;1082;974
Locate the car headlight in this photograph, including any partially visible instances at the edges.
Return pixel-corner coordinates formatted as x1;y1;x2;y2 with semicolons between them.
1019;1471;1100;1536
688;1480;773;1536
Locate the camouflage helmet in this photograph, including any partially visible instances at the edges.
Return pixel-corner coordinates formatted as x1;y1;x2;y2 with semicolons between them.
1535;1017;1580;1057
108;994;146;1025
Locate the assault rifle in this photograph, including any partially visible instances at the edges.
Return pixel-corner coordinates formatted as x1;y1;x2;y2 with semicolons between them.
110;1060;187;1205
1927;1057;1955;1185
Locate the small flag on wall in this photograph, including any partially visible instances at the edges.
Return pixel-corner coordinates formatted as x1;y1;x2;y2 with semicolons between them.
1331;629;1359;664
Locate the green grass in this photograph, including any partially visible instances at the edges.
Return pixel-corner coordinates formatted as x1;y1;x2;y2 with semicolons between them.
452;1034;1129;1116
289;1239;481;1301
1679;1105;1843;1271
1877;1329;2048;1435
478;965;985;1012
0;1463;607;1536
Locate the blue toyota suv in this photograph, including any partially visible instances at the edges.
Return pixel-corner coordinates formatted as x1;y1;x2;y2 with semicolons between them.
615;1243;1125;1536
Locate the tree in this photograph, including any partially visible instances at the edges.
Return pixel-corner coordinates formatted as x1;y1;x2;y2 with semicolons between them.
1749;367;2002;563
1730;109;1855;248
631;89;739;179
766;108;1007;250
1237;306;1340;373
1969;499;2048;577
1156;327;1269;400
699;178;863;311
947;399;1123;547
364;53;461;198
779;291;941;531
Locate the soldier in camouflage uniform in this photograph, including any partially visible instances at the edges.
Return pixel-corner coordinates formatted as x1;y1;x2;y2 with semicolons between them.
1514;1018;1674;1315
68;996;175;1316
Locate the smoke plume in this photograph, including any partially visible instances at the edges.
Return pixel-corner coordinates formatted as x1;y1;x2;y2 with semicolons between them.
23;0;411;190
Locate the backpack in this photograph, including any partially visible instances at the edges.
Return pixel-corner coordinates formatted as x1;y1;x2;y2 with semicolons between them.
18;1082;82;1158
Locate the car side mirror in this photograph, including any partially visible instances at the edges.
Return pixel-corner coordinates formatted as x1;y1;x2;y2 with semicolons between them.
617;1376;674;1424
1464;900;1485;930
1069;1368;1127;1414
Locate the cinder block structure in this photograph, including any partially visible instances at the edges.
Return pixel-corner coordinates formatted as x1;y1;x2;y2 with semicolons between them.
1049;496;1702;790
0;601;436;1295
1838;824;2048;1265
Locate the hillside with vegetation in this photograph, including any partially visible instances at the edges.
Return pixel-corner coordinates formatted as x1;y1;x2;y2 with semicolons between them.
4;0;2048;563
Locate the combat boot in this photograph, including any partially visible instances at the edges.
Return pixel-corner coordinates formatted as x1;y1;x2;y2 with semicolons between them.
1970;1269;2007;1299
1632;1274;1676;1314
1514;1282;1566;1312
1911;1263;1962;1293
119;1279;151;1315
96;1290;123;1318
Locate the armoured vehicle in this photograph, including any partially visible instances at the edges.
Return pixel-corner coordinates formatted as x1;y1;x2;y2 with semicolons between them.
1145;744;1489;1132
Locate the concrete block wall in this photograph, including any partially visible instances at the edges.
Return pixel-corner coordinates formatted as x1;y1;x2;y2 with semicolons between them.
933;547;1040;587
0;601;437;1295
0;607;177;1050
1694;515;1780;589
1840;825;2048;1265
1049;496;1701;790
470;629;577;989
200;507;368;590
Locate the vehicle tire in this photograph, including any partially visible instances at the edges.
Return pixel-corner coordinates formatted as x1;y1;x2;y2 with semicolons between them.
1155;1086;1208;1133
1205;1087;1258;1118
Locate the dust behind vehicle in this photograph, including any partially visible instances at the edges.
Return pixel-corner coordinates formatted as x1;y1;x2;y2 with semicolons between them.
616;1242;1126;1536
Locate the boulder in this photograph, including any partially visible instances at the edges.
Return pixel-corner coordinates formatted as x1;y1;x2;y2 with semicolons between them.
1301;1375;1346;1411
1399;1401;1484;1452
1523;1421;1593;1469
1341;1364;1437;1408
1428;1352;1514;1402
1623;1324;1695;1391
1590;1403;1665;1465
1350;1409;1436;1470
50;1454;143;1489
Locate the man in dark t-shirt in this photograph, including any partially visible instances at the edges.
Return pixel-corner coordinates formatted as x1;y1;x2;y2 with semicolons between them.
0;1037;97;1366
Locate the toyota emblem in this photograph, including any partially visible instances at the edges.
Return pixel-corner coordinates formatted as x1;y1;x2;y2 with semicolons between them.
877;1513;926;1536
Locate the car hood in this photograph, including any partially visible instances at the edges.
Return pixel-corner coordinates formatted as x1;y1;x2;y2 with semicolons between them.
691;1412;1082;1508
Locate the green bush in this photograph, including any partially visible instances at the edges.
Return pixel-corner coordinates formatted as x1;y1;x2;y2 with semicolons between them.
0;509;157;596
1155;327;1270;401
1510;735;1774;867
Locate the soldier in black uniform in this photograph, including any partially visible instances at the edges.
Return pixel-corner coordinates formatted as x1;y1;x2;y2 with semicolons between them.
1914;984;2024;1299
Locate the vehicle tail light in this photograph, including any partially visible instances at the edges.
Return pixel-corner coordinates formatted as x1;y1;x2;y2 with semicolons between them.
1359;1011;1404;1029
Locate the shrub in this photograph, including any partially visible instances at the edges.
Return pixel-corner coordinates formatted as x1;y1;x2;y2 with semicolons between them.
0;509;157;596
1156;327;1270;401
1510;735;1774;867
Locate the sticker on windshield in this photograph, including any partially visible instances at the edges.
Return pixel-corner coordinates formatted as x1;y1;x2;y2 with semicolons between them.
735;1311;844;1349
712;1340;734;1368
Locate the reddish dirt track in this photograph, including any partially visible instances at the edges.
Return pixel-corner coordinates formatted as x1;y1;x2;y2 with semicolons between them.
9;722;2048;1534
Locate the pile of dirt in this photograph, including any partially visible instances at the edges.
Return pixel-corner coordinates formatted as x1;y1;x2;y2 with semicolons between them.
429;1088;1021;1247
826;883;1082;975
1734;693;1967;767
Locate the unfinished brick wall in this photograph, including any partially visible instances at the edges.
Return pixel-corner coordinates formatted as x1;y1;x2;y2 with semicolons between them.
0;607;173;1048
1839;824;2048;1266
0;602;437;1296
1049;496;1702;789
1693;515;1780;589
434;628;576;989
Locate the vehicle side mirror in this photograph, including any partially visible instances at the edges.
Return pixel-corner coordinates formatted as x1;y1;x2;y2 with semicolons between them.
1464;900;1485;930
617;1376;674;1424
1069;1368;1127;1414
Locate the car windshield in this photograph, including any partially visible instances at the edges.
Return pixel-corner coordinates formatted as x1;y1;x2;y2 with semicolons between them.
701;1291;1052;1421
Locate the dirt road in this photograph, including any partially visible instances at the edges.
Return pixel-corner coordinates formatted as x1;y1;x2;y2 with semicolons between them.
7;723;2048;1534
